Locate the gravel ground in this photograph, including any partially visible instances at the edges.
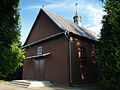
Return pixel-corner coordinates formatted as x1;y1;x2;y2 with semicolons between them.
0;82;103;90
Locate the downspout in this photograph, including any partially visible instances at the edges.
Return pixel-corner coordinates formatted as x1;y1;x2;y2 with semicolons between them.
69;39;72;85
65;31;72;85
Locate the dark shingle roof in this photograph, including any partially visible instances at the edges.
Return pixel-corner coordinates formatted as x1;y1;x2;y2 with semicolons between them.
42;9;97;41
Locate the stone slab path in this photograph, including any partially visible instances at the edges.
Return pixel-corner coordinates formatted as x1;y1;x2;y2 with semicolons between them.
0;82;103;90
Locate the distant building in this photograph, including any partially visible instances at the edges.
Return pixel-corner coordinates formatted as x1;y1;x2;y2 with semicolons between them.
23;9;98;84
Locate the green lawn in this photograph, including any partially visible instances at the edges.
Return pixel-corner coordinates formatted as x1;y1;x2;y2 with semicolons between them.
0;80;5;82
71;83;105;90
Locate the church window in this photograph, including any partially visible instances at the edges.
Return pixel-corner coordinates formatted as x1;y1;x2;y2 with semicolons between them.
37;46;42;55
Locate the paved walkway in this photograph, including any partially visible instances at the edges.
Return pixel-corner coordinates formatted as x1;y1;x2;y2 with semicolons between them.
0;82;103;90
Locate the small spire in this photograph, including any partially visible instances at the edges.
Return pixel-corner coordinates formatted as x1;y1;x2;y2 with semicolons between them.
73;3;82;26
75;3;78;13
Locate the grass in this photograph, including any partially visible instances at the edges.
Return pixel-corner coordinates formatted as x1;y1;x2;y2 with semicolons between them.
71;83;105;89
0;80;5;82
52;82;106;90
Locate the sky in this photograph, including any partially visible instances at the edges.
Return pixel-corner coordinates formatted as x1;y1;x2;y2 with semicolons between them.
20;0;106;44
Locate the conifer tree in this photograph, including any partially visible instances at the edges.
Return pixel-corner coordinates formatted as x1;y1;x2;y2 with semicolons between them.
0;0;25;79
97;0;120;89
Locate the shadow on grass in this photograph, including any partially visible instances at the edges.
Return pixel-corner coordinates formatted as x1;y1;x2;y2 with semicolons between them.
70;83;106;90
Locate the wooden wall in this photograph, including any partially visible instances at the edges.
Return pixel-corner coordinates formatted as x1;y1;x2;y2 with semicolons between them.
23;36;70;84
70;36;98;83
23;9;98;84
25;10;62;45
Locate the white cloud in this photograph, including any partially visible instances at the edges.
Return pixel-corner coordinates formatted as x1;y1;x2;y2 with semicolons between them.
45;3;73;9
83;24;102;38
83;24;91;27
87;5;106;25
88;24;102;34
83;5;106;36
25;3;74;10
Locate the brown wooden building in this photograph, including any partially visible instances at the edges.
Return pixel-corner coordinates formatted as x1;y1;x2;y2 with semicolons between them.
23;9;98;84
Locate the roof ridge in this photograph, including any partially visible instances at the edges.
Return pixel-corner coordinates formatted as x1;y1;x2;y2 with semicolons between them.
42;9;97;41
42;9;77;26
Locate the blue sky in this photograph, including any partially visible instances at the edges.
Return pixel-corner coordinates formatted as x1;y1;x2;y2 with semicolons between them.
20;0;106;44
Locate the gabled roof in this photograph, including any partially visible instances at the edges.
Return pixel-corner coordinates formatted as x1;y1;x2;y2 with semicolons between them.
24;9;97;46
42;9;97;41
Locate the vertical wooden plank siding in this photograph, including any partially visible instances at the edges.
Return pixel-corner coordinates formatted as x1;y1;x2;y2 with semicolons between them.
25;11;62;45
70;37;98;83
23;36;69;84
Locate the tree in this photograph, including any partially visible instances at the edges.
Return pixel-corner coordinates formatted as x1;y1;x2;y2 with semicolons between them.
97;0;120;90
0;0;25;79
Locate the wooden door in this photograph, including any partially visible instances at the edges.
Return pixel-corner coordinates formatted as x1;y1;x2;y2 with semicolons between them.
34;59;45;80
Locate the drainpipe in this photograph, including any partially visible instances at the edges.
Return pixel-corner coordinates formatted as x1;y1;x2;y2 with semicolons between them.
65;31;72;85
69;39;72;85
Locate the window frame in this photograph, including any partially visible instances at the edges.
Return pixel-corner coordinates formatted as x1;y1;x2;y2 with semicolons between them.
37;46;42;55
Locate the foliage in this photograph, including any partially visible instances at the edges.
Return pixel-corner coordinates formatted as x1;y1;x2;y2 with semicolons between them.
97;0;120;90
0;0;25;78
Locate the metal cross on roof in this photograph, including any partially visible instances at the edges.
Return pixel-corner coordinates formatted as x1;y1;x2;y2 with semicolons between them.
75;3;78;12
42;5;45;8
75;2;78;7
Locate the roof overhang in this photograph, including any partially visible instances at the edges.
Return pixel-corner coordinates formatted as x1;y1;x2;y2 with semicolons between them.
24;32;64;48
26;52;51;59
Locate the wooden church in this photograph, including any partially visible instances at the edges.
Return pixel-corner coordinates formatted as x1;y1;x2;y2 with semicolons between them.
23;9;98;84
